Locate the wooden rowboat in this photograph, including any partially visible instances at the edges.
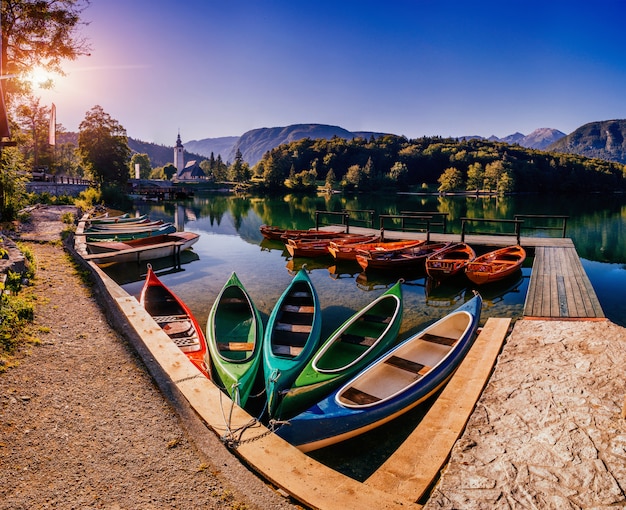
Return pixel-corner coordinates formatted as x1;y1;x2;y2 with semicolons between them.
425;242;476;280
85;219;164;231
286;234;378;258
207;272;263;407
263;268;322;418
275;293;482;452
465;245;526;285
328;238;420;261
139;265;210;379
275;280;403;420
355;241;450;272
84;231;199;264
260;225;328;241
84;223;177;241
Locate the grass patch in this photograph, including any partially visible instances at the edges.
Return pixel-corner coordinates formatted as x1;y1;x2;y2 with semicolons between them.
0;278;37;372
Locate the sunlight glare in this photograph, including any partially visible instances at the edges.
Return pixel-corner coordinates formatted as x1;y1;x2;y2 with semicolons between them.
24;66;56;89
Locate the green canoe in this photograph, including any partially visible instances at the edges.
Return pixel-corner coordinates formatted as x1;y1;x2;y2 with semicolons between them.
275;279;404;420
207;272;263;408
263;268;322;419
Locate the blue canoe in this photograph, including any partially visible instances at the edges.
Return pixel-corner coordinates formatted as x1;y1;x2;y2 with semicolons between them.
275;293;482;452
263;268;322;418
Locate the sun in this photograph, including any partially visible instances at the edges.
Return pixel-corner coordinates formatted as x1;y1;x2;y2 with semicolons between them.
24;66;56;89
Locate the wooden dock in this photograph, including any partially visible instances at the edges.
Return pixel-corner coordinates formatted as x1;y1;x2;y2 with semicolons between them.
319;226;605;321
524;245;605;320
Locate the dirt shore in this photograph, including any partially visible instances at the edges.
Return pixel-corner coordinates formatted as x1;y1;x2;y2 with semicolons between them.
0;206;296;510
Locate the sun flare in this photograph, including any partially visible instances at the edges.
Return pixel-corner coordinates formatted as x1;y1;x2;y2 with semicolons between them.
24;66;56;88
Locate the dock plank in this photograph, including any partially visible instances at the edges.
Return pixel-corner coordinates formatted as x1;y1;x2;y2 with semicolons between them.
524;246;604;319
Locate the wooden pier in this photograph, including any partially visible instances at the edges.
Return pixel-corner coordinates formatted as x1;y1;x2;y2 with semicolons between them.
318;224;605;321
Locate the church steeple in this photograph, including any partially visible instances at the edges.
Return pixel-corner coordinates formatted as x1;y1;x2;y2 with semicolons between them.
174;130;184;174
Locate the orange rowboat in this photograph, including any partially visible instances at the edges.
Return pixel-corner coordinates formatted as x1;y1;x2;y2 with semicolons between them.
425;242;476;280
286;234;378;258
465;245;526;285
356;241;450;272
328;238;419;261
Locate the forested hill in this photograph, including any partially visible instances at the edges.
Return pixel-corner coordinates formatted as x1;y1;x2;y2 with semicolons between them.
547;120;626;164
254;135;626;194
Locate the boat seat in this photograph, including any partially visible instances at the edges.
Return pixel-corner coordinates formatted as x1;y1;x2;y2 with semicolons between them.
218;342;254;352
153;314;189;323
272;344;304;357
422;333;457;346
386;355;430;376
171;334;201;352
342;334;376;347
220;297;247;305
341;387;381;405
291;291;310;298
163;320;194;336
282;304;315;314
360;314;391;324
274;322;312;334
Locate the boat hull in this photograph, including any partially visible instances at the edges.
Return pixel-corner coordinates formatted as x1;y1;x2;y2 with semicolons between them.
425;242;476;280
465;245;526;285
85;232;199;264
207;272;263;407
263;269;322;418
139;265;210;379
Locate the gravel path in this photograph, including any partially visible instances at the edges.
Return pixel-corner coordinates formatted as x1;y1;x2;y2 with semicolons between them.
0;207;296;510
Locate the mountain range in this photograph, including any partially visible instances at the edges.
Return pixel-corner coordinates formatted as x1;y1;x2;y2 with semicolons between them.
181;124;567;166
61;120;626;168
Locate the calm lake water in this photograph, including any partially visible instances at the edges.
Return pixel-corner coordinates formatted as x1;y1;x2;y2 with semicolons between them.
101;191;626;478
109;191;626;329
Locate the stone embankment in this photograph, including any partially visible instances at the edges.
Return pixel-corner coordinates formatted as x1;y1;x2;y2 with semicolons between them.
425;318;626;509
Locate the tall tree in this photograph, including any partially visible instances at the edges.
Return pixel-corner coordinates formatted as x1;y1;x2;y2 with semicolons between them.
1;0;91;99
14;97;52;170
78;105;130;188
129;153;151;179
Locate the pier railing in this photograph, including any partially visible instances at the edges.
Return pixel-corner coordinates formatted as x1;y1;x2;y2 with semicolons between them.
400;211;449;233
379;214;434;241
514;214;569;238
460;218;524;244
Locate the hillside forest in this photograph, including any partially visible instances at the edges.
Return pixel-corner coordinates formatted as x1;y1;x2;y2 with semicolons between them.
248;135;626;194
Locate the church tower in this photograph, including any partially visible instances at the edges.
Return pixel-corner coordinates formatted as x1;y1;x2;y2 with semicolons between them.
174;132;184;174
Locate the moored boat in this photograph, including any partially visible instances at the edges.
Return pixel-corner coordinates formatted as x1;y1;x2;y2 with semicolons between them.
207;272;263;407
260;225;322;241
275;280;404;420
84;231;199;264
275;293;483;452
328;238;420;261
263;268;322;418
425;242;476;280
88;213;148;224
286;234;378;258
84;223;177;241
356;241;450;272
139;265;210;379
85;219;164;231
465;245;526;285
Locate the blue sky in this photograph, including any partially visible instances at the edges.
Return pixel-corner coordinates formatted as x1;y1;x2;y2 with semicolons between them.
38;0;626;146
